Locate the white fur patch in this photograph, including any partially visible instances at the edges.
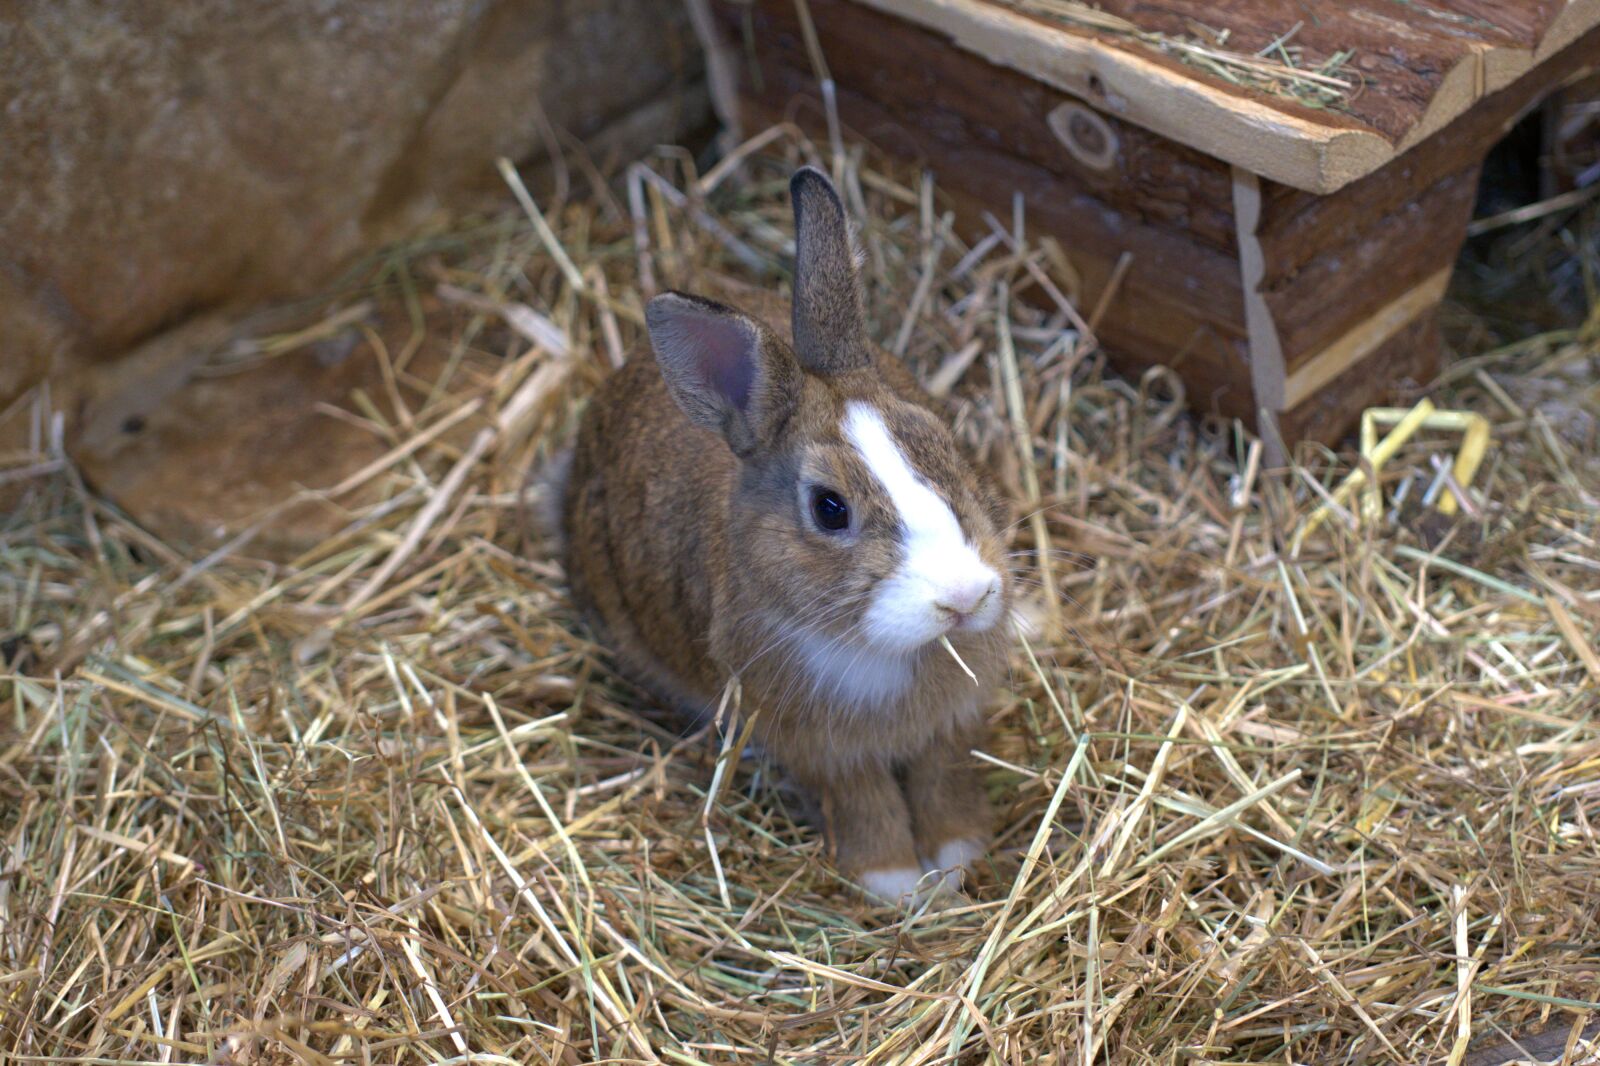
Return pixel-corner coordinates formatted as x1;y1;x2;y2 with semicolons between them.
924;837;986;888
843;403;1001;651
859;866;925;904
786;624;914;708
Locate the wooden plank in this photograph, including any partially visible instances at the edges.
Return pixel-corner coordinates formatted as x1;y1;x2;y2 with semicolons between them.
1282;267;1451;410
1263;164;1482;368
1029;0;1553;140
701;0;1598;444
1256;20;1600;281
854;0;1600;191
738;84;1258;420
716;3;1250;329
725;0;1240;250
1230;168;1285;417
1279;315;1442;446
851;0;1391;193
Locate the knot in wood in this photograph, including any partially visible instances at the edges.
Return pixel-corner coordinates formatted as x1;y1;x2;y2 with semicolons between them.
1047;101;1118;172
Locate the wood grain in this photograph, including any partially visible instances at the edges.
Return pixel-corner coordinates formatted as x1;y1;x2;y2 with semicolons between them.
1264;164;1484;370
862;0;1600;191
1279;315;1441;447
1257;21;1600;281
852;0;1393;193
734;68;1259;421
1283;267;1451;409
723;0;1239;250
1027;0;1560;140
700;0;1600;444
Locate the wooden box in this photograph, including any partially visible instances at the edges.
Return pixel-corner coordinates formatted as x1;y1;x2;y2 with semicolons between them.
695;0;1600;447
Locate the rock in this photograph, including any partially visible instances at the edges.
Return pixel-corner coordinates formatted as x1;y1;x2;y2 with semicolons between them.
69;303;498;557
0;0;705;411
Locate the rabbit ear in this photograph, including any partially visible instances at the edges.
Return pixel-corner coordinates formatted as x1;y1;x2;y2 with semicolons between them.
647;292;800;458
791;166;871;376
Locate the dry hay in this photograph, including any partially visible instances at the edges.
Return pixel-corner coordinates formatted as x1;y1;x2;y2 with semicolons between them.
2;128;1599;1064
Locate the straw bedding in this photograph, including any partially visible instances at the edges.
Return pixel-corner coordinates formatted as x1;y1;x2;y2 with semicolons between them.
2;131;1598;1064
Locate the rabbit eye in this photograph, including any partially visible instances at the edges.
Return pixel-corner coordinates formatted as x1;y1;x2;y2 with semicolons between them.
810;488;850;532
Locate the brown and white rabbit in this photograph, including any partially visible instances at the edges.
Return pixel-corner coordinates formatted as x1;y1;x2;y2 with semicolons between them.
559;167;1011;904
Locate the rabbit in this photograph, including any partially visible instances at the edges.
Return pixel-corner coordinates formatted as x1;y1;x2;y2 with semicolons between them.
557;166;1012;905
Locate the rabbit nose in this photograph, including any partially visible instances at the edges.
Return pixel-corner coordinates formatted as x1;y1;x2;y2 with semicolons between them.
935;577;997;619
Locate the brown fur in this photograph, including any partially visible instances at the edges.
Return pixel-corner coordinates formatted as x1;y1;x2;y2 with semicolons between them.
561;168;1010;900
